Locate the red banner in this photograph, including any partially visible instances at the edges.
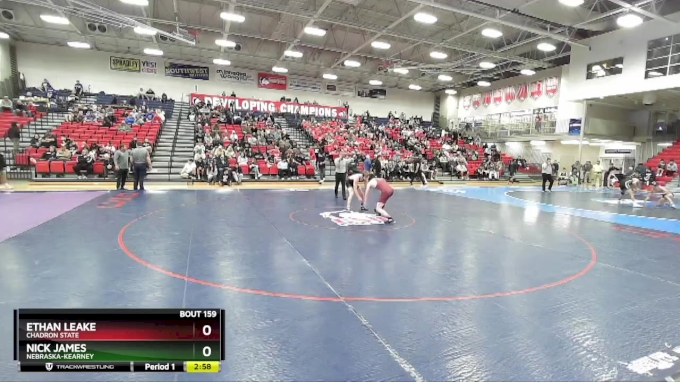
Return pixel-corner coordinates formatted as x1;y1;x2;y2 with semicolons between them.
190;93;348;118
258;72;287;90
530;80;544;100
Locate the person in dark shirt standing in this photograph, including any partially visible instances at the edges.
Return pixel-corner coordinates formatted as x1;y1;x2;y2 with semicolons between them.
334;153;350;199
130;145;151;191
113;143;130;190
6;122;21;153
317;150;326;184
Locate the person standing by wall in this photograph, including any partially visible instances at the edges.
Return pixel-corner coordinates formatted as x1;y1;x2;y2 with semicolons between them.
591;160;604;189
6;122;20;154
334;153;350;200
130;145;152;191
541;158;554;192
113;143;130;190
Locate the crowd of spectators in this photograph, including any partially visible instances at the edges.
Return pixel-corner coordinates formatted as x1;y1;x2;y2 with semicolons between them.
182;102;314;185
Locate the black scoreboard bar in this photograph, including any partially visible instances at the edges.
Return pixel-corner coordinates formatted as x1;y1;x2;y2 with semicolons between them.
19;361;187;372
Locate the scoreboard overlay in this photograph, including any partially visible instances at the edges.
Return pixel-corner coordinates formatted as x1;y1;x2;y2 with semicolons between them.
14;309;224;373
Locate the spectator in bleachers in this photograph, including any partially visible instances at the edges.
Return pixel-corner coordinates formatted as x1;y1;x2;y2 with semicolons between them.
277;158;290;179
180;159;196;180
195;157;206;180
41;78;52;93
56;146;71;161
667;160;677;177
193;141;206;161
1;96;13;113
657;159;666;177
73;148;95;179
6;122;21;153
113;144;130;190
0;152;10;189
161;93;169;103
129;136;139;149
74;80;83;97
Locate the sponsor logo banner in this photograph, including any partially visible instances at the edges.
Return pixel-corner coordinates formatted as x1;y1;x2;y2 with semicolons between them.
141;60;157;74
545;76;559;98
289;78;322;93
110;56;140;72
320;210;388;226
258;72;287;90
190;93;347;118
215;69;255;84
325;83;355;96
164;62;209;80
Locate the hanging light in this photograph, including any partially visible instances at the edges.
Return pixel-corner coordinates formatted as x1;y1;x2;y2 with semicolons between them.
304;26;327;36
558;0;584;6
413;12;437;24
134;26;157;36
617;13;643;28
344;59;361;67
143;48;163;56
369;80;382;86
284;50;303;58
479;61;496;69
537;42;557;52
393;68;409;74
213;59;231;66
67;41;90;49
220;12;245;23
520;69;536;76
477;80;491;87
120;0;149;5
272;66;288;73
323;73;337;80
430;51;447;59
438;74;453;81
40;14;69;24
445;89;457;95
371;41;391;50
215;39;236;47
409;84;422;90
481;28;502;38
0;32;9;39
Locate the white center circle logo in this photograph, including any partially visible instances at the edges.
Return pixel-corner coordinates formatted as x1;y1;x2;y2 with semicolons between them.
320;210;388;226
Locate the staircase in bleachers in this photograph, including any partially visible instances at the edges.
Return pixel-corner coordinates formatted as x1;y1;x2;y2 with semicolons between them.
645;138;680;186
1;111;67;170
149;102;193;181
278;116;315;148
432;95;440;130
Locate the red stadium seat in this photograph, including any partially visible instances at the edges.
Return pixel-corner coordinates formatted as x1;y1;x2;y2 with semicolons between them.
49;161;65;174
65;161;76;173
305;165;315;176
297;165;305;176
93;162;105;175
258;163;269;175
36;161;50;174
269;166;278;176
240;164;249;175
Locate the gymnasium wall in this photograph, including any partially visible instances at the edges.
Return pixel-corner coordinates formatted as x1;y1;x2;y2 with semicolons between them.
15;42;435;119
0;40;11;98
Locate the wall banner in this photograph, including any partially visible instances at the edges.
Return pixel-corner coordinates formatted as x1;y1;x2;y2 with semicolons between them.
258;72;287;90
472;94;481;109
110;56;140;72
289;78;322;93
215;68;255;84
462;95;471;110
517;83;529;102
482;92;491;107
545;77;559;98
190;93;348;118
324;83;355;96
504;86;516;104
492;89;503;106
141;60;157;74
530;80;544;100
164;62;209;80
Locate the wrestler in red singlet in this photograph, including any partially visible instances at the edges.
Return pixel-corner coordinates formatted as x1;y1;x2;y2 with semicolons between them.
364;172;395;224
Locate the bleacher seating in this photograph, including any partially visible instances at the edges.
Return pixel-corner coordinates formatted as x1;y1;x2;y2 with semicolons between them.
202;121;315;178
0;110;46;138
645;138;680;186
25;108;161;177
96;94;175;119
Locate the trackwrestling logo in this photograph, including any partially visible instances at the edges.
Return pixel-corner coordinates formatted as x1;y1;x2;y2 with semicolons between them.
320;210;387;226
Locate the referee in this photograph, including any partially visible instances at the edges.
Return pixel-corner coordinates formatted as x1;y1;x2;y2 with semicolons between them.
541;158;554;192
334;153;350;200
131;145;152;191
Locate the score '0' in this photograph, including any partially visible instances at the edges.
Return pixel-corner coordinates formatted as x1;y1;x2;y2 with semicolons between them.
203;346;211;357
203;325;211;336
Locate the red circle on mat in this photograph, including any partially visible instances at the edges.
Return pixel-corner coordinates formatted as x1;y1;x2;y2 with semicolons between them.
289;207;417;231
118;207;598;302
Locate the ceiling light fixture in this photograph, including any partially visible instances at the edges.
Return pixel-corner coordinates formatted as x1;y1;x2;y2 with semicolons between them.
323;73;337;80
272;66;288;73
40;14;69;25
481;28;502;38
120;0;149;5
445;89;457;95
143;48;163;56
520;69;536;76
67;41;90;49
284;50;303;58
479;61;496;69
344;59;361;67
369;80;382;86
430;51;447;59
558;0;584;6
215;39;236;47
213;58;231;66
438;74;453;81
477;80;491;87
0;32;9;39
371;41;391;50
537;42;557;52
409;84;422;90
220;12;245;22
393;68;409;74
648;71;663;77
304;26;327;36
134;26;157;35
413;12;437;24
617;13;643;28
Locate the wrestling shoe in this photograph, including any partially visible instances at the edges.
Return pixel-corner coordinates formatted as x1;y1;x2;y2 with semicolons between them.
385;217;395;224
360;206;368;212
374;209;380;216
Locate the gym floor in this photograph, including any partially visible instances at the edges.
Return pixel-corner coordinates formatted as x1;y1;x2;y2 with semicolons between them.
1;184;679;381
